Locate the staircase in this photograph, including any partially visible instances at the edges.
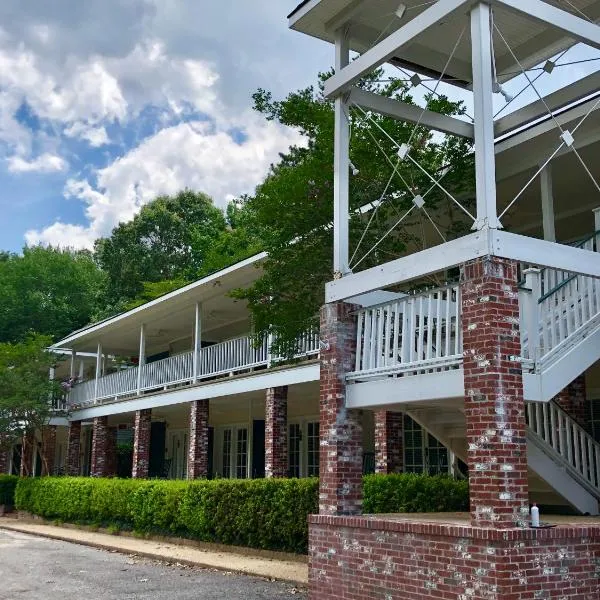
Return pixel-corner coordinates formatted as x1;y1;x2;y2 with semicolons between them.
347;225;600;514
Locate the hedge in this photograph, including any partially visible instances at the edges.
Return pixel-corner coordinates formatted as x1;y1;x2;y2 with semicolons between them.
15;474;468;553
0;475;18;506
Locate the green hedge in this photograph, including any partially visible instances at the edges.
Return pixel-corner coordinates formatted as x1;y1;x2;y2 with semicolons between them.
15;474;468;553
0;475;18;506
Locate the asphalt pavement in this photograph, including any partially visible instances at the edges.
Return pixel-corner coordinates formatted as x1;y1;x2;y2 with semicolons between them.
0;529;306;599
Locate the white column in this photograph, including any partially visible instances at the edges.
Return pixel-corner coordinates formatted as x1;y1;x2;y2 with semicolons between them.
137;324;146;395
540;164;556;242
523;268;542;361
93;342;102;404
333;27;351;276
192;302;202;382
70;350;76;379
471;3;500;230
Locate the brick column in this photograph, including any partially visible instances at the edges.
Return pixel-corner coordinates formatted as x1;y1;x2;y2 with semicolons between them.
41;426;57;476
462;257;529;528
374;410;403;474
132;409;151;479
66;421;82;476
188;399;209;479
319;302;363;516
555;375;589;432
265;387;288;478
19;431;35;477
91;416;110;477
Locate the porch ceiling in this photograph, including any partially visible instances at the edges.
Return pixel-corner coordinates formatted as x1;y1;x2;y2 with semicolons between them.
289;0;600;84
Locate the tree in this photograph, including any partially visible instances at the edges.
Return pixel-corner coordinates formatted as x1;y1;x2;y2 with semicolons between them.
0;246;105;344
94;190;228;304
234;71;475;354
0;334;59;475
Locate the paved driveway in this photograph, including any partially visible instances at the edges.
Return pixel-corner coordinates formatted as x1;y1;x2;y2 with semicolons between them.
0;529;306;599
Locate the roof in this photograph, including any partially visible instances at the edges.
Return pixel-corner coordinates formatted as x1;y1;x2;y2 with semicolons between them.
288;0;310;19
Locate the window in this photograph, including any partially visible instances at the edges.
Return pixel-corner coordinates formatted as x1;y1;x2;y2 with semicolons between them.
403;415;449;475
222;429;232;478
289;424;302;478
307;422;320;477
426;434;449;475
236;428;248;479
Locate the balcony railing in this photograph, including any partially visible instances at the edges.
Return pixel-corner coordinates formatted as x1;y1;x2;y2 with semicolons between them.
68;332;319;409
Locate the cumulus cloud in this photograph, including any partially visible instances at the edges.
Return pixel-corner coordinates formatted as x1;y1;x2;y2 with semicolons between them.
7;153;66;173
63;122;110;147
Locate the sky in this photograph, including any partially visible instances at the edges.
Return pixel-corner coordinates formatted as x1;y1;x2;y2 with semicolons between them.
0;1;597;253
0;0;331;252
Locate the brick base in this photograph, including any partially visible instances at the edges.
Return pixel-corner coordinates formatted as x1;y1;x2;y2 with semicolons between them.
188;400;209;479
66;421;82;476
310;516;600;599
132;409;151;479
265;387;288;478
374;411;403;474
91;417;110;477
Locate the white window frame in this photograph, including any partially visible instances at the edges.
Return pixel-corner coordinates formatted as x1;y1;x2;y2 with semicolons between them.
287;416;320;478
216;423;251;479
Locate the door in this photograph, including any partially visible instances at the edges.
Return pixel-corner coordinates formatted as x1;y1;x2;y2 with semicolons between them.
252;420;265;478
149;422;166;478
168;430;187;480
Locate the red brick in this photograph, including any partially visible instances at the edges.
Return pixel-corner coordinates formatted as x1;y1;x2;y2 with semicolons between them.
66;421;81;476
132;409;151;479
188;399;209;479
266;387;288;478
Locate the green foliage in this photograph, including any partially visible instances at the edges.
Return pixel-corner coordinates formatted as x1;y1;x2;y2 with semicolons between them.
0;475;18;505
363;473;469;514
94;190;228;305
0;246;104;344
234;71;475;355
0;334;59;455
15;474;469;553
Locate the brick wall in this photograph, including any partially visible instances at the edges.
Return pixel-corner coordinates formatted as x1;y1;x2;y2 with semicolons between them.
555;375;589;432
91;416;110;477
374;410;403;474
461;257;529;528
319;302;363;516
310;515;600;600
188;399;209;479
132;409;152;479
265;386;288;478
66;421;82;476
41;426;57;476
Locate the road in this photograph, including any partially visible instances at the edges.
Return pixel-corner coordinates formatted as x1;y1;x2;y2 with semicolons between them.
0;529;306;599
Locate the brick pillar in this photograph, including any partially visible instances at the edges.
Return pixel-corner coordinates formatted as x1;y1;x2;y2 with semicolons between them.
66;421;82;476
555;375;589;432
462;257;529;529
265;387;288;478
132;409;152;479
20;431;35;477
319;302;363;516
41;426;57;476
188;399;209;479
91;416;110;477
374;410;403;474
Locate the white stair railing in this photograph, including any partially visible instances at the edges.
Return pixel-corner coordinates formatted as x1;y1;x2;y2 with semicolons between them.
527;401;600;493
352;285;461;379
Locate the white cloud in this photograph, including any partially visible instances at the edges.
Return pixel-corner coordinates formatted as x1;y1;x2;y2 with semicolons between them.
64;122;110;147
26;115;304;248
7;152;66;173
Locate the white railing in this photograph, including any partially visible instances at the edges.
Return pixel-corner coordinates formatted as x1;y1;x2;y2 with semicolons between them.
351;285;461;379
140;351;194;391
527;401;600;493
68;331;319;408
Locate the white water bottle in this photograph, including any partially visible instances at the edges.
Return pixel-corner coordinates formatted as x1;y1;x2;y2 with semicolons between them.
531;503;540;527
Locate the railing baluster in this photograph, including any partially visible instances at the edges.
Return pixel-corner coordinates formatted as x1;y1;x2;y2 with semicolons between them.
392;301;400;366
376;306;384;369
425;292;433;363
573;423;581;473
550;404;557;451
435;290;442;364
445;287;451;358
356;311;364;372
416;296;424;363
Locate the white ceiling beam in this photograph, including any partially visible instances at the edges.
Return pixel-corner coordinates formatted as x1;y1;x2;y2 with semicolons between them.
325;0;366;32
491;0;600;51
349;87;474;138
325;231;491;302
323;0;468;99
495;73;600;138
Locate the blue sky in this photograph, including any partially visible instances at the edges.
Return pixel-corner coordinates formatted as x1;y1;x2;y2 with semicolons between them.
0;1;597;252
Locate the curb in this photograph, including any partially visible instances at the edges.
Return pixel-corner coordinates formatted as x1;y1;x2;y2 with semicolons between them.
0;522;307;586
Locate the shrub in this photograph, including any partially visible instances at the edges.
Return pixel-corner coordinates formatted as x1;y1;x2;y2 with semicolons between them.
14;474;468;553
0;475;18;506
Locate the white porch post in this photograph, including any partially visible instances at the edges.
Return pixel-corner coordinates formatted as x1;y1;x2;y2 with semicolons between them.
93;342;102;404
193;302;201;383
523;268;542;361
540;164;556;242
471;3;500;231
70;350;76;379
137;324;146;395
333;27;351;277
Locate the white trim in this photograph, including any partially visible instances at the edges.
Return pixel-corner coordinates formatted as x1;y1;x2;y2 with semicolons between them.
51;252;266;349
349;88;474;139
288;0;320;28
323;0;468;98
491;0;600;51
69;362;320;421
